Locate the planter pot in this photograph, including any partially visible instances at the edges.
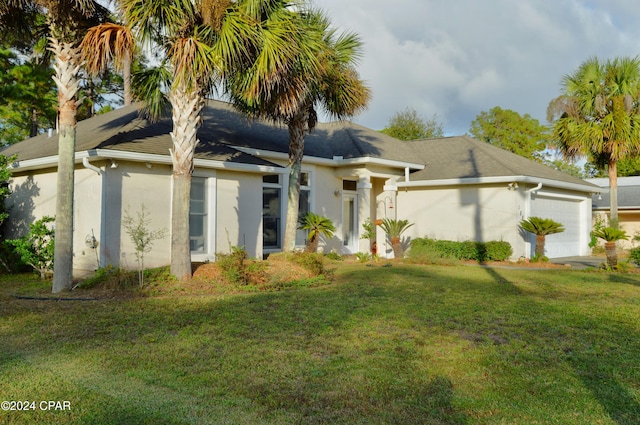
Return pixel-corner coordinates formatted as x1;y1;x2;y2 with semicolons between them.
605;241;617;267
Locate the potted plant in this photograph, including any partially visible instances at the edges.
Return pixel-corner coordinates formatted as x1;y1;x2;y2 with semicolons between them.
298;212;336;253
592;226;628;267
519;217;565;260
378;218;414;259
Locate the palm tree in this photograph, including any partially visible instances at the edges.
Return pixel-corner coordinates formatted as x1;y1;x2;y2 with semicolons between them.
119;0;307;279
592;226;628;268
227;9;370;252
519;217;565;259
378;218;414;259
298;212;335;253
0;0;109;293
81;22;136;106
549;57;640;222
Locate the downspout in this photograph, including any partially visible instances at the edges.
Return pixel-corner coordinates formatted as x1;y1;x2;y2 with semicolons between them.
528;182;542;195
82;156;105;269
523;182;542;259
405;167;410;182
82;157;102;175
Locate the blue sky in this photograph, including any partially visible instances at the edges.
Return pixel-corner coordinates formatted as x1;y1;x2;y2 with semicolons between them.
312;0;640;135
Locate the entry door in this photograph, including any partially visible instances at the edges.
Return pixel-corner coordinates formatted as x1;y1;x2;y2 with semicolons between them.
343;193;358;252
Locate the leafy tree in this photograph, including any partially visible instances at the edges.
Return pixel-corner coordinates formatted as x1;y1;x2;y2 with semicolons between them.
0;0;110;293
227;9;369;252
122;205;167;287
470;106;548;161
519;217;565;259
542;157;585;179
9;216;55;279
380;107;444;140
298;212;336;253
548;57;640;222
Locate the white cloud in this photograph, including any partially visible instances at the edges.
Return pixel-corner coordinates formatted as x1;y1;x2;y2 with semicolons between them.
312;0;640;135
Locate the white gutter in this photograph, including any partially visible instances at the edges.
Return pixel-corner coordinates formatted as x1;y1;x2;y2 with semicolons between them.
82;157;102;175
397;175;604;194
231;146;425;171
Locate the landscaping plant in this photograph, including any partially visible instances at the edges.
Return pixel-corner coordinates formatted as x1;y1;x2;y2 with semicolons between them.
9;215;55;280
592;226;628;267
298;212;336;253
122;205;167;287
519;216;564;259
378;218;414;258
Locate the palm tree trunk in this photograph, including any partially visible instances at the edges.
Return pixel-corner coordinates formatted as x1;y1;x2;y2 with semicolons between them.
51;38;82;293
123;50;132;106
605;241;618;268
608;159;618;224
535;235;545;258
283;110;308;252
168;86;203;280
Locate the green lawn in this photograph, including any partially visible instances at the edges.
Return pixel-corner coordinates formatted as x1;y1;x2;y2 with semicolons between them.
1;264;640;424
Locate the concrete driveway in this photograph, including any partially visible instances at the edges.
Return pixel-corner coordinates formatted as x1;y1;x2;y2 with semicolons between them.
550;256;607;270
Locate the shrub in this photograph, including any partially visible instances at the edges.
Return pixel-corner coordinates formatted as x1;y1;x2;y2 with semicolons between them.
629;247;640;266
485;241;513;261
355;252;371;263
217;246;251;285
324;251;343;261
409;237;513;262
289;252;326;276
9;216;55;279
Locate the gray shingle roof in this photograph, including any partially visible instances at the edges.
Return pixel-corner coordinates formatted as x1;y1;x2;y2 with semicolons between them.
2;100;422;168
404;135;598;188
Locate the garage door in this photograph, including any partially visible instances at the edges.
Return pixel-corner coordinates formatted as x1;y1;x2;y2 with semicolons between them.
530;195;582;258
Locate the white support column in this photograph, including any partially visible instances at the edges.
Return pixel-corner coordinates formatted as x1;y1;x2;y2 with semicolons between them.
357;176;372;253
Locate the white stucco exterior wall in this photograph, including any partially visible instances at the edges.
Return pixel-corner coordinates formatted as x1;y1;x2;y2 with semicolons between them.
396;184;525;259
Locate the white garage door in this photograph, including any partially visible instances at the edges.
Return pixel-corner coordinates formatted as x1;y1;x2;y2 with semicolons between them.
530;195;582;258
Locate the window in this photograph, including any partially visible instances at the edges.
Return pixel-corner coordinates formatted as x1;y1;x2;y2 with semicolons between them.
263;175;281;249
296;172;311;246
190;178;207;252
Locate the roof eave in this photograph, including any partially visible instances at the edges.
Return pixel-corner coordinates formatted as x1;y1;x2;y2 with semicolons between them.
10;149;285;174
397;175;605;194
232;146;425;171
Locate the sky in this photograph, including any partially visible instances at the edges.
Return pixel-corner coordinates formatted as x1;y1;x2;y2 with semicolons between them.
310;0;640;136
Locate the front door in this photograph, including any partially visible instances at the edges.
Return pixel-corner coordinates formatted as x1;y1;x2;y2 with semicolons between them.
342;193;358;252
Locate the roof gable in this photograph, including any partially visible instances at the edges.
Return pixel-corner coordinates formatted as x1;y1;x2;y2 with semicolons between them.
405;135;598;188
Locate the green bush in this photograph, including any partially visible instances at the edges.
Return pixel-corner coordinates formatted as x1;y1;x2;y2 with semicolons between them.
217;246;250;285
324;251;343;261
629;247;640;266
485;241;513;261
289;252;326;276
409;238;512;262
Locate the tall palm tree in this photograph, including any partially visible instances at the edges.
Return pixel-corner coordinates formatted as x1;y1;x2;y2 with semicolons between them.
0;0;109;293
119;0;308;279
228;10;370;252
81;22;136;106
549;56;640;223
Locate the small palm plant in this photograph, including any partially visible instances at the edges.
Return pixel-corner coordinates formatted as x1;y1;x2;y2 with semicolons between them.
519;217;565;259
378;218;414;259
592;226;628;268
298;212;336;253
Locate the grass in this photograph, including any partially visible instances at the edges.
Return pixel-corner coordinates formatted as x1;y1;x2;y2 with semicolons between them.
1;264;640;424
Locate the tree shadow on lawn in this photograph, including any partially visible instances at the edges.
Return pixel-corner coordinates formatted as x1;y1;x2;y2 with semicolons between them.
480;265;640;425
4;264;640;424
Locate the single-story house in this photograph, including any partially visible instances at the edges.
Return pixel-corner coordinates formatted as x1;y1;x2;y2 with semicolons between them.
1;100;603;275
588;176;640;249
